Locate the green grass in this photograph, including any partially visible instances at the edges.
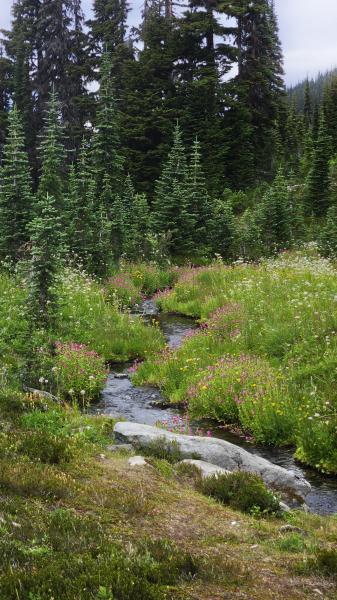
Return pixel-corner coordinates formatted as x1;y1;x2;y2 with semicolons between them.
134;248;337;472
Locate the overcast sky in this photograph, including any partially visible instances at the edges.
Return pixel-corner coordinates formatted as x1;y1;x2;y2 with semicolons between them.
2;0;337;86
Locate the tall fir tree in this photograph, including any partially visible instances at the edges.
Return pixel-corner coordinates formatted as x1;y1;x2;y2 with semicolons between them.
0;105;33;262
257;169;292;252
37;89;66;212
153;123;194;256
285;99;301;175
227;0;286;179
306;112;332;216
28;192;64;327
120;1;176;194
0;43;13;156
91;52;124;202
187;139;211;248
303;80;312;129
211;198;237;260
323;75;337;155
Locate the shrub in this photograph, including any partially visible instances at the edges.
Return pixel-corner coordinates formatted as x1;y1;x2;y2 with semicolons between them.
18;430;75;464
199;471;280;515
105;273;141;308
135;437;183;464
54;342;108;403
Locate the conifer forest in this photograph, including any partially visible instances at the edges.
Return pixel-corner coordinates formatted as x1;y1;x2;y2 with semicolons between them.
1;1;337;599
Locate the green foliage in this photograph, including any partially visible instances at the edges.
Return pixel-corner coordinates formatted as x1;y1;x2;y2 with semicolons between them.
0;105;32;263
257;169;292;253
199;471;280;515
153;123;194;257
37;90;66;211
18;430;76;464
54;341;108;403
27;193;64;327
135;437;183;464
306;112;332;216
135;251;337;471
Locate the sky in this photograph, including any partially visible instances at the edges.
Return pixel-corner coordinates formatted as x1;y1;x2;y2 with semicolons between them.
2;0;337;86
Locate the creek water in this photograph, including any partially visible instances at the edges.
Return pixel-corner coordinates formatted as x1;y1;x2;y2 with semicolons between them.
92;299;337;515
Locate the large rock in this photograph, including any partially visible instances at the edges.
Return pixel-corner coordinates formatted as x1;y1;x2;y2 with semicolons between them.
114;422;311;500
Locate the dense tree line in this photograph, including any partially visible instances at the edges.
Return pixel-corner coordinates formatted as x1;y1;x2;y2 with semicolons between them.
1;0;337;298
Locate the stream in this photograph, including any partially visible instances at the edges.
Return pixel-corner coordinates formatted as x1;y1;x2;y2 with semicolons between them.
91;299;337;516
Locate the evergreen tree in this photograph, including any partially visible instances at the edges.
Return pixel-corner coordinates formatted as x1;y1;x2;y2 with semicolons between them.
258;169;292;252
303;80;312;129
0;44;12;156
285;99;301;174
91;52;124;200
187;139;211;247
126;193;151;260
323;75;337;155
152;123;194;256
0;105;33;262
28;192;64;327
319;204;337;259
300;128;314;179
228;0;286;178
210;197;237;260
306;112;332;216
120;1;176;194
88;0;129;56
37;89;66;211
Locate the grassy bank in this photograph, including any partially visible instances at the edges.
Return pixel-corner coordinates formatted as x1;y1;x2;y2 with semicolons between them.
1;388;337;599
133;249;337;473
0;265;165;403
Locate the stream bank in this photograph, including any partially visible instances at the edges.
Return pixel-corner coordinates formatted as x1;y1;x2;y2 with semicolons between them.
91;299;337;515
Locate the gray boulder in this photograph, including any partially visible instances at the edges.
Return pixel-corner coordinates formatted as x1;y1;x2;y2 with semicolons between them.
179;459;230;478
114;421;311;500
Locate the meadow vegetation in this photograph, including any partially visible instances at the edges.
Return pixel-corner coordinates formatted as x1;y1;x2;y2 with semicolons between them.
133;248;337;473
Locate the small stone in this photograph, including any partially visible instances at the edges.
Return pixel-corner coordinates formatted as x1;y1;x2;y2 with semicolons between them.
107;444;133;452
231;521;239;526
114;373;129;380
279;525;307;536
128;456;147;467
11;521;21;528
250;544;259;549
313;590;323;597
279;501;291;512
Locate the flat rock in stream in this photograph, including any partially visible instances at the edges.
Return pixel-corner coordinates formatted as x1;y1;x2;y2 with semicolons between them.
114;421;311;500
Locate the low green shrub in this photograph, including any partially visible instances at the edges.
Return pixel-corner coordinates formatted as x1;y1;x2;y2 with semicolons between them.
18;430;75;464
135;437;183;464
199;471;280;515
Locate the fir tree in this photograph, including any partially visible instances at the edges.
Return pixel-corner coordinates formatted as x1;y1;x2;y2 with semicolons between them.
306;112;332;216
323;75;337;155
0;105;33;262
126;193;151;260
152;123;194;256
187;139;211;247
258;169;292;252
319;204;337;259
0;44;12;156
91;52;124;200
211;198;237;260
37;89;66;211
28;192;64;327
303;80;312;129
229;0;286;178
285;99;301;174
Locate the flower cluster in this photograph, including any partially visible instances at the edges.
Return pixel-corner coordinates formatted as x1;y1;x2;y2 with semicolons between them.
54;341;108;404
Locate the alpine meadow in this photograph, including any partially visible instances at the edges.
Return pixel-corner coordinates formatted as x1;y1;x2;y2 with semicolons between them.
1;1;337;599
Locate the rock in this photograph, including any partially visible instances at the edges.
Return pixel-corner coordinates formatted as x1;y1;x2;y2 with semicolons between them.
114;421;311;500
279;525;308;536
279;501;291;513
179;459;230;479
128;455;147;467
113;373;129;380
107;444;133;452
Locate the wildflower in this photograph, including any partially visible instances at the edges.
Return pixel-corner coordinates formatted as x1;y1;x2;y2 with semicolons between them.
80;390;86;395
